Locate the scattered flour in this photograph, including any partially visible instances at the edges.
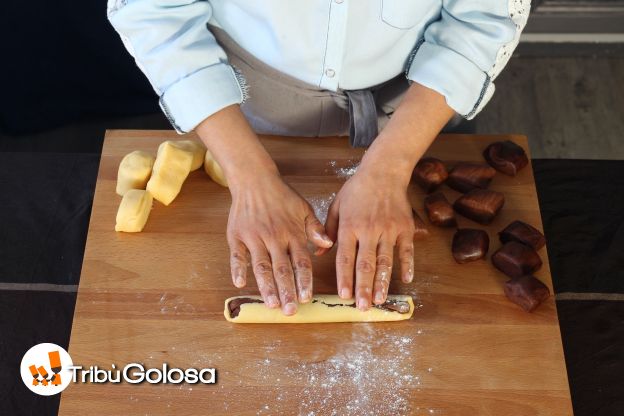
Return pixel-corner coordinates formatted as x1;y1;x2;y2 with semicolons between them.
307;193;336;225
328;160;360;179
245;322;426;416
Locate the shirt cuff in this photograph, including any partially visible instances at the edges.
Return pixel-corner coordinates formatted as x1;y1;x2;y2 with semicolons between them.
406;41;494;120
159;63;244;133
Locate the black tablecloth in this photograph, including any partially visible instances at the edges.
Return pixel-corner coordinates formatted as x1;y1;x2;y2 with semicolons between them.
1;135;622;416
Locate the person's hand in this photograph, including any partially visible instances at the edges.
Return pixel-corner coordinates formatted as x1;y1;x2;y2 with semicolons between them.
196;105;333;315
227;172;333;315
323;168;416;310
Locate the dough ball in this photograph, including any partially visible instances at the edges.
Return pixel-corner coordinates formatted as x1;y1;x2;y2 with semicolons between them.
204;149;228;187
116;150;155;196
158;140;206;171
147;141;193;205
115;189;153;232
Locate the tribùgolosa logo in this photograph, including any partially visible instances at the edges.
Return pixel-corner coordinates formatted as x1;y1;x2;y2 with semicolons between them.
20;343;73;395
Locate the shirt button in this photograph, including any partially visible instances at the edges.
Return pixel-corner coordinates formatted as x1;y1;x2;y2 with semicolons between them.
325;68;336;78
334;0;344;3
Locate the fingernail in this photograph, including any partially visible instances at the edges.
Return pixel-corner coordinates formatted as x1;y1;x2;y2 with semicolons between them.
299;289;312;302
234;276;245;287
267;295;280;308
315;232;333;246
404;268;414;283
374;291;384;304
283;302;297;315
357;298;368;311
340;288;351;299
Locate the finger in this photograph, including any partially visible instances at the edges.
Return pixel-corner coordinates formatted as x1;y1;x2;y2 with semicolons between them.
228;237;249;288
268;244;298;316
373;239;394;305
412;209;430;240
336;231;356;300
247;239;280;308
290;241;314;303
305;209;333;251
318;199;340;256
355;239;378;311
397;232;415;283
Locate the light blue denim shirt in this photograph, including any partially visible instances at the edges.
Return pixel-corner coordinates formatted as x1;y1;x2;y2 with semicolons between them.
107;0;530;133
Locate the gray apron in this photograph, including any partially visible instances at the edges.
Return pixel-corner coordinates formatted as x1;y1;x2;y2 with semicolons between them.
212;26;460;147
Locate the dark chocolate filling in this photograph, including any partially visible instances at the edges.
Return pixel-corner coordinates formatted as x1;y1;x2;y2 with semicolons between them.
228;298;264;318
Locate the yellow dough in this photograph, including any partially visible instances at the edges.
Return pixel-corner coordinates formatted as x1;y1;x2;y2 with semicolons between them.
224;294;414;323
146;141;194;205
204;149;228;187
115;189;153;232
158;140;206;171
116;150;155;196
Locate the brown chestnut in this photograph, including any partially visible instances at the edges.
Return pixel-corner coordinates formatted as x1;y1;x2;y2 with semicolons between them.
499;220;546;251
491;241;542;278
424;192;457;227
452;229;489;264
483;140;528;176
504;275;551;312
412;157;448;193
446;162;496;193
412;209;430;239
453;189;505;225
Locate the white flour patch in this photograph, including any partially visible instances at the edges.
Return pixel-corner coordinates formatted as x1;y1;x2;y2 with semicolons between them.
244;323;425;415
328;160;360;179
307;193;336;225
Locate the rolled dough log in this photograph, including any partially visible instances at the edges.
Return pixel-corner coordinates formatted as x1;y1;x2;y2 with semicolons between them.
146;141;193;205
158;140;206;171
115;189;153;232
224;294;414;323
116;150;155;196
204;149;228;187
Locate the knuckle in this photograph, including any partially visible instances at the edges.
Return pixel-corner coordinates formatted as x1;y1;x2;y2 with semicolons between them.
230;251;247;263
336;254;353;267
376;255;392;268
294;257;312;270
253;260;273;275
274;263;293;280
356;259;375;273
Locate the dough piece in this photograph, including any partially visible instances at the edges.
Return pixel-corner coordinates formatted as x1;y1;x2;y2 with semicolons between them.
146;141;194;205
115;189;153;232
158;140;206;171
204;149;228;187
116;150;155;196
224;294;414;323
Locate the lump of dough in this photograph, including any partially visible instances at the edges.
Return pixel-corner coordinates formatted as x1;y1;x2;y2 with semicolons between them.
146;141;193;205
204;149;228;187
158;140;206;171
115;189;153;232
116;150;155;196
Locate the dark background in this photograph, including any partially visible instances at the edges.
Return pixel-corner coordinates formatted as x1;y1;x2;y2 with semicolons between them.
1;1;623;416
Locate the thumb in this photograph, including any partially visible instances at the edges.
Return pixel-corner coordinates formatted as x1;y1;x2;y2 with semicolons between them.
304;209;333;253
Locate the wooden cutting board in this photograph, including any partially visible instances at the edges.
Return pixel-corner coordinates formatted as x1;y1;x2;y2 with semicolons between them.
59;130;572;415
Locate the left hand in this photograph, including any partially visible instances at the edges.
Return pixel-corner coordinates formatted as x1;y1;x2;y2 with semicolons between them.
324;167;416;310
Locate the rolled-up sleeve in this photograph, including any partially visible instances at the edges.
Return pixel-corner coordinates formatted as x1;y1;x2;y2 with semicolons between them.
107;0;245;133
406;0;530;119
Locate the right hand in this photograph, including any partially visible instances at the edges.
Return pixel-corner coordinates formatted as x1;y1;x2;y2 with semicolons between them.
227;173;333;315
196;105;333;315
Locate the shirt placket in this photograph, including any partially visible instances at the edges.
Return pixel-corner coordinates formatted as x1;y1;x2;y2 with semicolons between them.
318;0;349;91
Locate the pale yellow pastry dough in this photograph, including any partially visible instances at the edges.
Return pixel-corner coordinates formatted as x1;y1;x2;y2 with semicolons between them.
116;150;155;196
204;149;228;187
115;189;153;232
146;141;194;205
224;294;414;323
158;140;206;171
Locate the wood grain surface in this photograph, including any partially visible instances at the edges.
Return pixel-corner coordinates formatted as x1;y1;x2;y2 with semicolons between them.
59;130;572;415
